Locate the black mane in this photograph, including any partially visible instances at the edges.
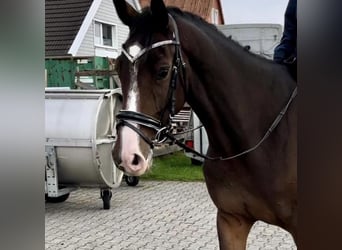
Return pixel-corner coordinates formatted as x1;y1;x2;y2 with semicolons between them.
138;6;272;63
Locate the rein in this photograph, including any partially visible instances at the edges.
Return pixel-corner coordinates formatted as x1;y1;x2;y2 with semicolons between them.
167;87;297;161
116;13;298;161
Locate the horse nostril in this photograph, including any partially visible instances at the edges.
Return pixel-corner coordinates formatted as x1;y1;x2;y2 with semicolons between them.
116;164;125;172
132;154;141;166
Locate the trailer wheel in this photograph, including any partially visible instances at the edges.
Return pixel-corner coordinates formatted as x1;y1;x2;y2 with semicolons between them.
45;193;70;203
191;158;203;166
125;175;139;186
101;189;112;210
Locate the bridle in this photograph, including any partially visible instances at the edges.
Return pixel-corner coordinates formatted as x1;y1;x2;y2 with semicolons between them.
116;14;186;149
116;13;298;160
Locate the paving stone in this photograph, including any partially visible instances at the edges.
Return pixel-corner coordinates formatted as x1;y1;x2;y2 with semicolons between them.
45;181;296;249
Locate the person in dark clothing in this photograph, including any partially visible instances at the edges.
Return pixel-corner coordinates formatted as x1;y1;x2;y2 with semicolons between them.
274;0;297;80
274;0;297;63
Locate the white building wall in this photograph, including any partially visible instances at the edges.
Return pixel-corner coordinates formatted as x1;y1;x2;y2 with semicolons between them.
76;23;95;57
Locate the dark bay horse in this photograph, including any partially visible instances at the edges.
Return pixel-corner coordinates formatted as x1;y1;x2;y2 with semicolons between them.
112;0;297;249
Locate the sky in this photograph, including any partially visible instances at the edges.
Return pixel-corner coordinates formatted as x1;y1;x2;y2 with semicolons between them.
221;0;289;26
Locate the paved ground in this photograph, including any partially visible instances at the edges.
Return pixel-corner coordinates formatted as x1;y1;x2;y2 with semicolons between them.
45;181;296;250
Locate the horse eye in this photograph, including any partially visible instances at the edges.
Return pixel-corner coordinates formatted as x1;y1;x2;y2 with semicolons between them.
156;66;170;80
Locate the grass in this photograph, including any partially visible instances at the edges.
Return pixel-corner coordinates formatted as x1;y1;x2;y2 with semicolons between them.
141;151;204;182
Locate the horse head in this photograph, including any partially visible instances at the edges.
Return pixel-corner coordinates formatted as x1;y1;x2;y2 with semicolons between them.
112;0;187;176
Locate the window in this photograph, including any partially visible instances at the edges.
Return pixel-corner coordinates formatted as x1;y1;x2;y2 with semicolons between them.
211;8;219;25
94;21;117;48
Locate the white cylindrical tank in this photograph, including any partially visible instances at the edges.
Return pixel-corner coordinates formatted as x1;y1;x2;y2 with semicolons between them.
45;89;123;188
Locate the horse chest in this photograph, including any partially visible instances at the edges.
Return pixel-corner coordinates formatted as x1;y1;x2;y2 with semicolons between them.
203;162;278;222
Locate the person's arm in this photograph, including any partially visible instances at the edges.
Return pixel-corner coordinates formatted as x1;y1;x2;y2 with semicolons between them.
274;0;297;63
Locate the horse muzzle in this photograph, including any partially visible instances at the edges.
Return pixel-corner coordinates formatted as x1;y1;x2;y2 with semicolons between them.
113;119;154;176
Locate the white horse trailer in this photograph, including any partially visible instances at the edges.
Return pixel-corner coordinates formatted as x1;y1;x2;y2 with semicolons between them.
185;24;283;164
217;23;283;59
45;89;124;209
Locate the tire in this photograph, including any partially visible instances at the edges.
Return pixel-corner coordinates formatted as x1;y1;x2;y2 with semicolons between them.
45;193;70;203
101;189;112;210
125;175;139;186
191;158;203;166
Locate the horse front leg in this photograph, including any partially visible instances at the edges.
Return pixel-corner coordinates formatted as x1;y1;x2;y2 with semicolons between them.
217;210;253;250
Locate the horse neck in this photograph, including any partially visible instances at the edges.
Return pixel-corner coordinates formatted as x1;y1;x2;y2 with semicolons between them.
179;19;296;155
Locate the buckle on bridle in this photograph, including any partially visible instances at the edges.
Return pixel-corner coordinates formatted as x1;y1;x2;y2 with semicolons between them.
153;126;169;144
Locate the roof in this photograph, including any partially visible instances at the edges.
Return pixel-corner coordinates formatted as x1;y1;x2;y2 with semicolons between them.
139;0;224;24
46;0;93;57
46;0;142;57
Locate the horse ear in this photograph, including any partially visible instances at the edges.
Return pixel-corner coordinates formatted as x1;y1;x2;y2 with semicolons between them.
150;0;169;30
113;0;139;27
